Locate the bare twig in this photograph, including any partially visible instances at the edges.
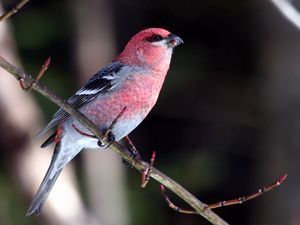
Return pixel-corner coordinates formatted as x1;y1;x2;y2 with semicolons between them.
160;184;198;214
207;174;287;209
0;56;229;225
36;57;51;81
141;151;156;188
124;135;141;160
270;0;300;30
0;0;30;22
20;57;51;91
160;174;287;214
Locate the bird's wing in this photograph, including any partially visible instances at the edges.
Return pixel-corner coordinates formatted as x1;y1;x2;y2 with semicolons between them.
37;61;126;137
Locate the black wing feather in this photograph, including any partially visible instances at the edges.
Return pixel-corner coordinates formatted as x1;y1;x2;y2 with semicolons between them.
37;62;124;138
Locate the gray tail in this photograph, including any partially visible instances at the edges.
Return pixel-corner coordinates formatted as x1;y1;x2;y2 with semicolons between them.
26;147;62;216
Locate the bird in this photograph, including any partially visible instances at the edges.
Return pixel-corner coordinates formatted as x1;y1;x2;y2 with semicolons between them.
26;28;183;216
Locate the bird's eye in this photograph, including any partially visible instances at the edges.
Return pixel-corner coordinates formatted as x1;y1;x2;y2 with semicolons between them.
145;34;164;42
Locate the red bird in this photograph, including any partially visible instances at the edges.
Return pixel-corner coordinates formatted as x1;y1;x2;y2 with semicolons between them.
27;28;183;215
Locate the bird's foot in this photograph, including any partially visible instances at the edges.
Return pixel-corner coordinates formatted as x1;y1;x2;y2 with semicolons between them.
122;136;142;167
122;146;142;167
72;123;115;149
72;124;96;138
97;129;115;148
97;107;126;148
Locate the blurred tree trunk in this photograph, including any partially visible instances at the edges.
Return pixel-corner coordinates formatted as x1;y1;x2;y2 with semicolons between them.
71;1;129;225
254;2;300;225
0;4;97;225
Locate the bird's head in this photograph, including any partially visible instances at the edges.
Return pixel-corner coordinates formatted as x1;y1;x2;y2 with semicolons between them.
116;28;183;72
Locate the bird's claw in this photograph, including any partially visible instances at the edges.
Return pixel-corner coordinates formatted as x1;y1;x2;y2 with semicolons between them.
97;130;115;148
19;78;34;91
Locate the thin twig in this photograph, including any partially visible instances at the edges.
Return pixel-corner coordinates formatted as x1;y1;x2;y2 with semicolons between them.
160;174;287;214
207;174;287;209
0;56;229;225
270;0;300;30
0;0;30;22
124;135;141;160
36;57;51;81
20;57;51;91
160;184;198;214
141;151;156;188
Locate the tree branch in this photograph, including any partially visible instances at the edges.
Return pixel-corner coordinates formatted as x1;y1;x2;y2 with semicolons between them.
0;56;229;225
0;0;29;22
269;0;300;30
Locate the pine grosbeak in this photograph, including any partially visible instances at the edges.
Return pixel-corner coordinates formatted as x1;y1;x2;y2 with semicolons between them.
26;28;183;215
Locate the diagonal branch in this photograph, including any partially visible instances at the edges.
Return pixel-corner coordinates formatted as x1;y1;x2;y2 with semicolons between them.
269;0;300;30
0;56;229;225
0;0;30;22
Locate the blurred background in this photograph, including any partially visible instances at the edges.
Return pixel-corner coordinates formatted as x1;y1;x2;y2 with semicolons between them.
0;0;299;224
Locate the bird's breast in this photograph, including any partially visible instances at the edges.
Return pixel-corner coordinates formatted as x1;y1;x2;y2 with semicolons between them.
83;73;164;136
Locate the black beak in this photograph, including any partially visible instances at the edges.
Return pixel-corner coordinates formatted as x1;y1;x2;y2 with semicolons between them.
167;33;184;47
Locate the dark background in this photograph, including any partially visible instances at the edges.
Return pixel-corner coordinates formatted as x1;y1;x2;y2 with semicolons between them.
1;0;300;225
